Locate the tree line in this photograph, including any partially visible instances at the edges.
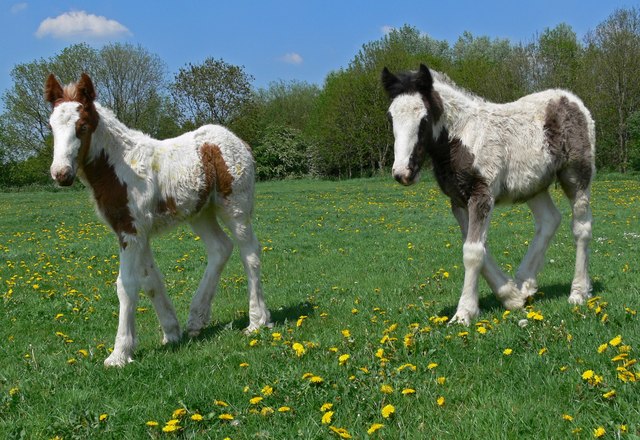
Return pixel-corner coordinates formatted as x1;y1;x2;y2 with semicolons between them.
1;7;639;187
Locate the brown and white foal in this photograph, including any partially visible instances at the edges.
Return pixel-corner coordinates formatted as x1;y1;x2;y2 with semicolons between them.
45;73;271;366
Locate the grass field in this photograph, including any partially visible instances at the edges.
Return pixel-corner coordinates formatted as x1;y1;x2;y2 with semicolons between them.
1;175;639;439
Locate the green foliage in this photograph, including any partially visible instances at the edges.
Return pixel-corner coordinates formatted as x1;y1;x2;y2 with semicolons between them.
0;176;639;438
170;57;254;127
253;125;311;180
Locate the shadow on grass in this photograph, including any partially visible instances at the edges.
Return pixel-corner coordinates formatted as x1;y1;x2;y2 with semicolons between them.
437;280;604;319
141;300;316;357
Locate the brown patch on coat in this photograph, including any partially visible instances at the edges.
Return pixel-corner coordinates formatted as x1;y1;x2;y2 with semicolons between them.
157;197;178;216
83;150;136;249
544;96;594;193
197;143;234;209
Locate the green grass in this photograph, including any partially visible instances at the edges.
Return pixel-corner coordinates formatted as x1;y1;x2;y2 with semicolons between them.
1;175;639;439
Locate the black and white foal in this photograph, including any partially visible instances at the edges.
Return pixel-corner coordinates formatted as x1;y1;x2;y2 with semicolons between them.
382;64;595;325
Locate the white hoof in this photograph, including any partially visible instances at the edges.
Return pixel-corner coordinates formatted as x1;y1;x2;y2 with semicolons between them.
568;281;592;305
104;352;134;368
448;308;478;326
519;279;538;298
162;330;182;344
498;280;527;310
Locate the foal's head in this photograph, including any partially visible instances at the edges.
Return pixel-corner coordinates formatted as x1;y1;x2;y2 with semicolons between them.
381;64;443;186
45;73;99;186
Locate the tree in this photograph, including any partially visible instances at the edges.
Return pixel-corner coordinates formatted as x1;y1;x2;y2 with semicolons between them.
584;8;640;172
1;44;98;161
170;57;253;127
94;43;167;136
534;23;582;90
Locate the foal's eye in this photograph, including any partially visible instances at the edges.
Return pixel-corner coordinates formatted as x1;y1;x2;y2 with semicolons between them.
79;124;88;132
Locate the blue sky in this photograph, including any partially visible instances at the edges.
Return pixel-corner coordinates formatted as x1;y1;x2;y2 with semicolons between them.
1;0;637;100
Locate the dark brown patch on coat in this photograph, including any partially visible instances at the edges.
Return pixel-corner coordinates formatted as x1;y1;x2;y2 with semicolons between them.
198;143;234;209
427;128;487;209
83;151;136;249
544;96;594;192
157;197;178;216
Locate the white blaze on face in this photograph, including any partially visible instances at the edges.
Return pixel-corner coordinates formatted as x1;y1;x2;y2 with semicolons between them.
388;93;427;183
49;102;82;182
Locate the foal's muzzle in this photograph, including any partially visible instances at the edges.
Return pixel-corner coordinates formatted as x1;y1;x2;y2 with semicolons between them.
393;169;420;186
52;166;75;186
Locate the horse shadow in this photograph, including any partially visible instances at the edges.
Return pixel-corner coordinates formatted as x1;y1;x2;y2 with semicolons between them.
141;300;316;358
437;280;604;319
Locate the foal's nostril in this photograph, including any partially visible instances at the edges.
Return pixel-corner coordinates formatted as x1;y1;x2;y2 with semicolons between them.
54;168;75;186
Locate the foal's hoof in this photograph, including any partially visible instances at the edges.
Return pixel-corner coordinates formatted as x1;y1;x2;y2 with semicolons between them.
568;290;591;305
448;309;478;326
104;352;134;368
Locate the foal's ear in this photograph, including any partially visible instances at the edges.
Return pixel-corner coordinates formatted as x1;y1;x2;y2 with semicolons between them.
381;67;400;97
77;73;96;104
44;74;63;106
416;64;434;93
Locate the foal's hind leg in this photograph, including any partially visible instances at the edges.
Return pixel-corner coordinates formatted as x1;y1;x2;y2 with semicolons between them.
220;211;271;333
516;191;562;297
186;209;233;337
567;188;593;304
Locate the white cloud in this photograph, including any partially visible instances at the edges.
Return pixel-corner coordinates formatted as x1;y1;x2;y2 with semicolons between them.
381;25;395;35
11;2;28;14
35;10;131;39
280;52;303;65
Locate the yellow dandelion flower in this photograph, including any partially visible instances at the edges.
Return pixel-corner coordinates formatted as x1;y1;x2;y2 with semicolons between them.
302;372;314;379
375;348;384;359
609;335;622;346
219;413;234;421
172;408;187;419
292;342;306;357
261;407;274;417
278;406;291;412
296;315;308;327
329;346;339;353
437;396;445;406
402;388;416;395
458;331;469;337
381;404;395;418
351;308;358;314
341;329;351;338
146;420;159;426
321;403;334;412
602;389;616;399
593;426;605;438
582;370;595;380
214;400;229;407
427;362;438;370
99;414;108;422
538;347;548;356
310;375;324;384
562;414;573;422
9;387;19;397
250;396;263;405
380;384;393;394
367;423;384;435
329;426;352;439
503;348;513;356
191;414;203;421
239;362;249;367
249;339;258;347
162;424;180;433
322;411;334;424
166;419;180;426
397;363;417;372
477;326;487;335
261;385;274;396
437;376;446;385
272;332;282;341
338;354;350;365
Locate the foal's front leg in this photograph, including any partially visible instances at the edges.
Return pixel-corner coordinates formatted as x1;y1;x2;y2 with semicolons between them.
104;243;143;367
450;193;494;326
